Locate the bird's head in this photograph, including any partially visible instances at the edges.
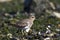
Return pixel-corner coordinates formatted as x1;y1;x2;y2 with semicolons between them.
29;13;35;21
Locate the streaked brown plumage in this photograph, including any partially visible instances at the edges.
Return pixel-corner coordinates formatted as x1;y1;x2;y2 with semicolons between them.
15;13;35;32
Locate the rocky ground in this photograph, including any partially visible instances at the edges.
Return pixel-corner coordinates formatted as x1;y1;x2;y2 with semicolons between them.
0;0;60;40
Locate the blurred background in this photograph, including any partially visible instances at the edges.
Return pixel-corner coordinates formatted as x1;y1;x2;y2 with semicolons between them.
0;0;60;40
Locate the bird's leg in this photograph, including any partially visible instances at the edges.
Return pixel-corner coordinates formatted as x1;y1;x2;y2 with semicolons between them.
24;29;32;36
16;29;24;39
24;31;28;36
29;29;32;34
21;30;24;35
21;30;25;38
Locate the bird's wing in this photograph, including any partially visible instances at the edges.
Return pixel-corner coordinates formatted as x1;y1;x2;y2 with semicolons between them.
15;19;29;28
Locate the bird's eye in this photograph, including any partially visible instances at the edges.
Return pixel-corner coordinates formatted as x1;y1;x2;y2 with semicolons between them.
32;17;34;18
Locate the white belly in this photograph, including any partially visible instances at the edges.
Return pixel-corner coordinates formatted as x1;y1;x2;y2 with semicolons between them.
24;22;31;32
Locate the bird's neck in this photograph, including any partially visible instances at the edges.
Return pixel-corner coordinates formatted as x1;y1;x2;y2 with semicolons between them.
29;18;35;22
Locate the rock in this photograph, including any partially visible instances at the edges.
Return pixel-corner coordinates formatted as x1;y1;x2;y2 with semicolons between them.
44;37;51;40
0;0;12;2
33;0;50;14
10;37;19;40
56;4;60;12
56;29;60;32
34;39;39;40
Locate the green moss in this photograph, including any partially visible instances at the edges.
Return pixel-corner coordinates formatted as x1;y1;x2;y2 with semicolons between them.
0;0;60;40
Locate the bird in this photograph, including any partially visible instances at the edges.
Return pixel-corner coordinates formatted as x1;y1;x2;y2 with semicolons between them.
15;13;35;33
